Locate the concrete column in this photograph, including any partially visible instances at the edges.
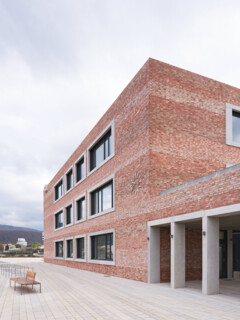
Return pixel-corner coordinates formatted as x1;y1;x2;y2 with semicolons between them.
171;222;185;288
227;230;233;279
148;226;160;283
202;216;219;295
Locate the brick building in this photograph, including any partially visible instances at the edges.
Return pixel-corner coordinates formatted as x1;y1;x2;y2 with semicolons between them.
44;58;240;295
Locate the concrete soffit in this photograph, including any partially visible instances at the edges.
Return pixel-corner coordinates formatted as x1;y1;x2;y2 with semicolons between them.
148;203;240;227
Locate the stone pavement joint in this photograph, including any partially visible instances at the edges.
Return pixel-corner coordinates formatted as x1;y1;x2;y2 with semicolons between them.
0;258;240;320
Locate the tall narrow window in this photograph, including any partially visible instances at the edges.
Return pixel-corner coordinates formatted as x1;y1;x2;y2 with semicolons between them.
76;158;85;183
55;241;64;258
55;211;63;229
232;111;240;143
91;233;113;261
55;180;63;201
66;239;73;258
66;169;73;191
76;197;86;221
90;129;112;171
226;104;240;147
66;204;73;225
91;181;113;216
76;237;85;259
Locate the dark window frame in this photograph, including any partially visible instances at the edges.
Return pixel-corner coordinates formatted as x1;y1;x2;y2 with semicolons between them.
55;180;63;201
66;169;73;191
90;181;113;216
66;239;73;259
75;157;85;183
65;204;73;225
91;233;113;261
76;237;85;259
55;240;64;258
232;110;240;144
90;129;112;171
76;197;86;221
55;211;63;229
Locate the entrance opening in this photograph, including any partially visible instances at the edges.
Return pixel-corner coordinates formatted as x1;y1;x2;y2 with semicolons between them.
233;231;240;273
219;230;227;278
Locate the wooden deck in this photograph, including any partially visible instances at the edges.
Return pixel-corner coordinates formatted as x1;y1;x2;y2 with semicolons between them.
0;258;240;319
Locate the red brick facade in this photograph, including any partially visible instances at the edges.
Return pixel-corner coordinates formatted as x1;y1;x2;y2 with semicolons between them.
44;58;240;283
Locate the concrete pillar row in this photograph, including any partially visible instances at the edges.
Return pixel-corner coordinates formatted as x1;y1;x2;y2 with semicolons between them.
148;226;160;283
202;216;219;295
171;222;185;288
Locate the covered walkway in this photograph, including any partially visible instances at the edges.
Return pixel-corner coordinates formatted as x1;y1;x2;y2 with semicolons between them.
148;203;240;295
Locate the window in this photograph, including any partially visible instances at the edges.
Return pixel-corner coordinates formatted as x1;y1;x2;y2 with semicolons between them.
66;169;73;191
76;158;85;183
55;241;64;258
76;197;86;221
65;204;73;226
76;237;85;259
91;233;113;261
232;111;240;144
66;239;73;259
90;129;112;171
55;211;63;229
226;103;240;147
55;180;63;201
91;181;113;216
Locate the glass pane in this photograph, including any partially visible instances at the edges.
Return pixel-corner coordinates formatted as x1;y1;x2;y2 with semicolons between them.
77;200;82;220
106;234;111;260
91;237;97;259
79;238;84;259
232;111;240;143
80;161;85;179
76;162;80;181
97;235;106;260
110;233;113;260
56;212;63;228
56;241;63;257
102;184;112;211
55;181;63;200
104;139;109;159
95;143;104;167
67;240;73;258
98;191;102;212
76;239;80;258
59;212;63;227
81;198;86;219
76;159;84;182
109;135;112;156
67;171;72;190
92;192;98;215
66;206;72;224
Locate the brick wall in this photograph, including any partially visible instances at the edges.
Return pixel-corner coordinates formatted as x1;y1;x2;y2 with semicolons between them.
44;58;240;283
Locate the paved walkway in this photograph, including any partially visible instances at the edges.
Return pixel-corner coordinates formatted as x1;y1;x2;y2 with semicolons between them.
0;258;240;319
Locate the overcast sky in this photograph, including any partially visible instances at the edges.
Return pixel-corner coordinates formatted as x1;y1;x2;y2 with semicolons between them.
0;0;240;231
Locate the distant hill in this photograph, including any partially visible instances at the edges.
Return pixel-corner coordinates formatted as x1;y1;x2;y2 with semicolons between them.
0;225;43;245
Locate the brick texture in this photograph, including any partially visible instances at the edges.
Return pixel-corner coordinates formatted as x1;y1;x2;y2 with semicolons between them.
44;58;240;283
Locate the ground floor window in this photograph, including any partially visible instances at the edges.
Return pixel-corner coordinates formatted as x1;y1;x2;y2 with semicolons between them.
66;239;73;258
55;241;64;258
91;233;113;261
76;237;85;259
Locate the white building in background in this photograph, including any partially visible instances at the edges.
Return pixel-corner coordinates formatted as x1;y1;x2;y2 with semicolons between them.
17;238;27;248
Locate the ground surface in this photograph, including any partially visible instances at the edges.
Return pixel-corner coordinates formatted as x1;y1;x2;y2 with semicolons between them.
0;258;240;320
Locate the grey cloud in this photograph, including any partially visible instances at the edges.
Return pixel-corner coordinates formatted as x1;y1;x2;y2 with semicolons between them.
1;0;240;230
